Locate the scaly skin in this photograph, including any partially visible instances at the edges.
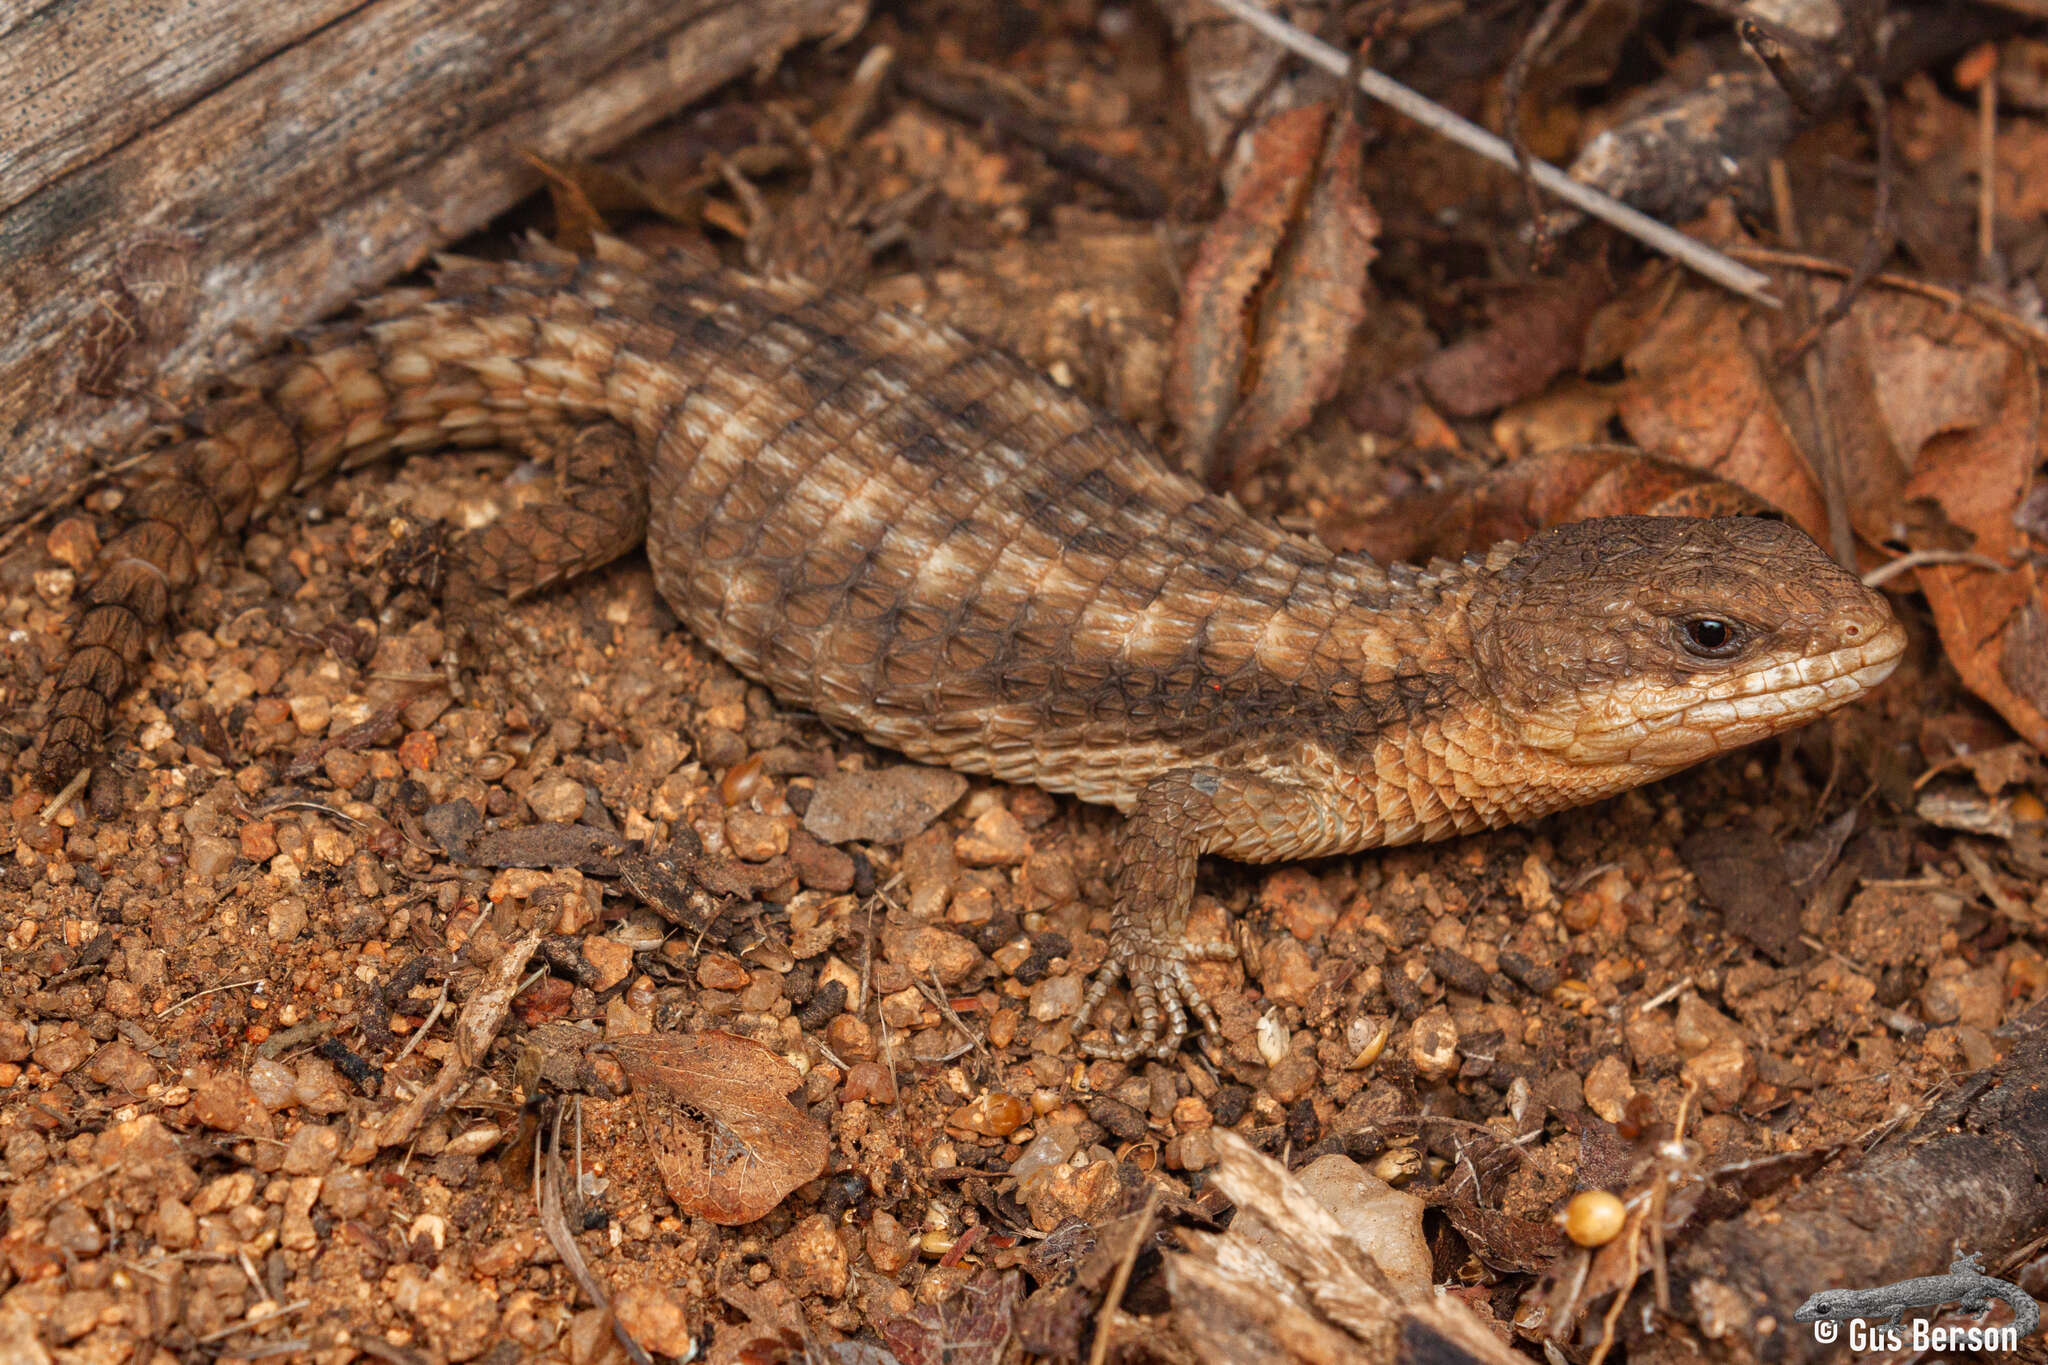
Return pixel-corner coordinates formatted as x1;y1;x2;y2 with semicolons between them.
37;239;1906;1058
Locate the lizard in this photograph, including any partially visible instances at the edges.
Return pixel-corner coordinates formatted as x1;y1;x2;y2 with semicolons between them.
1793;1252;2040;1338
33;236;1906;1060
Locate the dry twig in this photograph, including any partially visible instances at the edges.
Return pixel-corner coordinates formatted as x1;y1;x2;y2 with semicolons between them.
1202;0;1778;304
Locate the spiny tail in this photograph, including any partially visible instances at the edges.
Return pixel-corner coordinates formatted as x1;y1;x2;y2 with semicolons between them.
37;240;628;787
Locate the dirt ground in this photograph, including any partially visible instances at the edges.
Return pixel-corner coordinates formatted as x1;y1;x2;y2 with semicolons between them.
2;3;2046;1363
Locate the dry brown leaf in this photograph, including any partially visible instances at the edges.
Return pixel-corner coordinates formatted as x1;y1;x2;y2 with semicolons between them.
1904;353;2048;752
1167;1132;1521;1364
1437;1199;1568;1275
1608;284;1830;541
1806;286;2014;546
1418;265;1611;419
524;152;707;253
1167;96;1378;489
1209;103;1378;489
1491;379;1619;458
612;1031;828;1226
525;153;612;254
883;1269;1024;1365
1920;741;2046;798
1600;270;2021;547
1167;102;1329;479
711;1279;816;1365
1864;325;2009;460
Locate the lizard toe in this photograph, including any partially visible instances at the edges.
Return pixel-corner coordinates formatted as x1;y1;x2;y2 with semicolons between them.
1075;938;1224;1059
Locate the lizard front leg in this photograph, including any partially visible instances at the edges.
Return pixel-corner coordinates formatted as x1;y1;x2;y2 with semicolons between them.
1072;768;1325;1061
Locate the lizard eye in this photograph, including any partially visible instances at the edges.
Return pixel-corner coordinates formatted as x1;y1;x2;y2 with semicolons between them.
1677;615;1745;659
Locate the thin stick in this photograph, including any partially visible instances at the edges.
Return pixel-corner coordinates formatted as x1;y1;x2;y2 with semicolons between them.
1201;0;1779;305
1727;245;2048;355
1979;54;1999;280
1502;0;1578;246
384;978;452;1071
157;979;264;1019
1862;548;2011;589
193;1301;310;1345
37;766;90;826
1089;1186;1161;1365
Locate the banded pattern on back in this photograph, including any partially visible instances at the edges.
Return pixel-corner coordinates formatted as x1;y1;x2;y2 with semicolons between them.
612;263;1441;807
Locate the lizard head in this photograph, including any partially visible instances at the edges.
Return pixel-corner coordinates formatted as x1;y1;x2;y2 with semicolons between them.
1793;1289;1860;1322
1470;516;1904;778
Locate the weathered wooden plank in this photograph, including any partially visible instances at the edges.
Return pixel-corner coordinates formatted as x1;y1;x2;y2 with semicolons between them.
0;0;860;523
0;0;365;213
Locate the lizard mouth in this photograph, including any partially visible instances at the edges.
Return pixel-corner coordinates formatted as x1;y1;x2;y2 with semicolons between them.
1567;619;1908;763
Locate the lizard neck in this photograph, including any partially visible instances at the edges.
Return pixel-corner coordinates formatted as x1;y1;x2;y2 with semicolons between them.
1237;553;1676;857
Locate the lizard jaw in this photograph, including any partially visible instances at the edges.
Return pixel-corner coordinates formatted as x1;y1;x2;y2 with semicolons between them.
1564;621;1907;767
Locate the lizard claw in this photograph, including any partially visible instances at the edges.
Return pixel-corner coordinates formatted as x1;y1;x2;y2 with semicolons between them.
1072;933;1237;1061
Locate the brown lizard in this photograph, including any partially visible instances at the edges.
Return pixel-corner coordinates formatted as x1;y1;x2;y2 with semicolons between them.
35;237;1906;1059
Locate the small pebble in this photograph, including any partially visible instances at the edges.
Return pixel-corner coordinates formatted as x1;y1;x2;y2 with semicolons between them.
867;1210;913;1273
612;1285;697;1358
288;694;332;735
1582;1054;1635;1124
527;775;586;823
696;953;752;991
725;809;789;861
955;805;1029;866
188;835;238;880
1407;1006;1459;1082
582;937;635;991
803;765;966;844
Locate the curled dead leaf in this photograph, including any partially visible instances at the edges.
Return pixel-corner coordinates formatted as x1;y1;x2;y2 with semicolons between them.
611;1031;828;1226
1904;353;2047;752
1606;283;1829;541
1209;109;1378;489
1168;97;1378;489
1168;103;1326;478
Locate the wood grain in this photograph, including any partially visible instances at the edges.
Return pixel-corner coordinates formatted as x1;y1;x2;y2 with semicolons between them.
0;0;857;523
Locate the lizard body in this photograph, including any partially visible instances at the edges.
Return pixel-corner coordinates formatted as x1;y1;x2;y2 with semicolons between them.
1794;1254;2040;1337
37;239;1905;1057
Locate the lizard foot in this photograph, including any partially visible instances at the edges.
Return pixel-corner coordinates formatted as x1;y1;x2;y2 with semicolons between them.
1072;933;1238;1061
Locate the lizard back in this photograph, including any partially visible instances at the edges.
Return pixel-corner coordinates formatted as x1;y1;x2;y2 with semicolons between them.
334;246;1459;817
610;259;1455;811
